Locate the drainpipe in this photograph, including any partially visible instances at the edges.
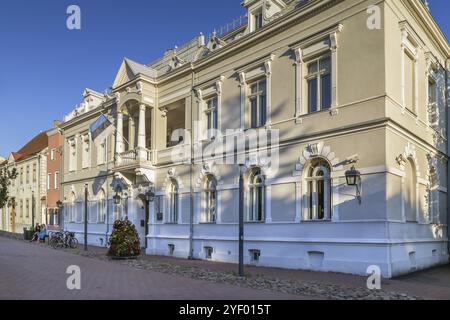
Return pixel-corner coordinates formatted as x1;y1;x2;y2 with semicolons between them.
445;57;449;257
188;69;195;260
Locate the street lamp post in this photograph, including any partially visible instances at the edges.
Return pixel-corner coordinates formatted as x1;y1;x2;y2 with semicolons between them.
84;184;88;251
238;164;245;277
31;191;35;229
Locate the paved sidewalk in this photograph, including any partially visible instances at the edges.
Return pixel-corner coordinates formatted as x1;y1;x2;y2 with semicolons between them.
0;237;304;300
71;243;450;300
2;235;450;300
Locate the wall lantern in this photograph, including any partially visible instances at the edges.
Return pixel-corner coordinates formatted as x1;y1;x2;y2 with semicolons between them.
113;187;123;206
345;166;362;204
145;187;156;203
56;201;63;209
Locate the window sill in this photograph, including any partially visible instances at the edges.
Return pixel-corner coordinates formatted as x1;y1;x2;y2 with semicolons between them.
302;219;332;223
199;222;217;225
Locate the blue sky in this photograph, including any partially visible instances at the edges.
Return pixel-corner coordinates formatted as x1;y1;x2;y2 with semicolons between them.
0;0;449;157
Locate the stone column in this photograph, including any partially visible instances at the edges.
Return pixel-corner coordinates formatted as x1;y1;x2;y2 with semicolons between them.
137;104;147;160
116;111;124;156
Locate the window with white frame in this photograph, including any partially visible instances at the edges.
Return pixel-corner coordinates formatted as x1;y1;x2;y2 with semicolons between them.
19;200;23;219
249;79;267;128
68;139;77;172
54;172;59;190
51;149;56;161
98;189;106;223
248;168;265;222
203;175;217;223
304;158;332;221
205;96;219;139
26;199;30;219
306;56;331;113
32;164;36;183
97;139;107;165
252;8;263;31
26;166;30;184
400;22;419;115
404;51;416;113
82;135;90;169
47;173;52;190
167;179;179;224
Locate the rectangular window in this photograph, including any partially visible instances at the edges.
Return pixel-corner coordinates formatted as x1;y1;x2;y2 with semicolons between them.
307;56;331;113
428;79;437;104
26;166;30;184
20;168;23;185
82;135;90;169
97;140;106;165
68;139;77;172
26;199;29;219
249;79;267;129
47;173;52;190
54;172;59;190
404;52;415;112
32;164;37;183
51;149;56;161
253;10;263;31
205;96;218;139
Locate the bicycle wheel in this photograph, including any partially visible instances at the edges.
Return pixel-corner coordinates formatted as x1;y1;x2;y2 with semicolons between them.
50;237;60;249
69;238;79;249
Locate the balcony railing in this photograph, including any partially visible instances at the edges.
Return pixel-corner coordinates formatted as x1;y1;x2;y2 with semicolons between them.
115;148;155;169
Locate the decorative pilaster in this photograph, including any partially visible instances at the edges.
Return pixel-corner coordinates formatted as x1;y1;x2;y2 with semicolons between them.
239;72;247;131
137;104;147;160
330;28;341;115
264;55;274;127
294;48;303;121
239;72;246;131
116;112;124;161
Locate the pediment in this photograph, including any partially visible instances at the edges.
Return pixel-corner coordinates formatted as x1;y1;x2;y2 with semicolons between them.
112;60;138;89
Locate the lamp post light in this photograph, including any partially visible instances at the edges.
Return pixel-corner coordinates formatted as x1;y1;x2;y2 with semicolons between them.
345;166;362;204
145;187;156;203
113;188;122;206
31;191;35;229
84;183;88;251
56;200;63;227
238;164;245;277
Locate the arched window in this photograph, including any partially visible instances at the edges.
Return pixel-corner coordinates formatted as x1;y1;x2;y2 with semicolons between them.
167;179;179;224
248;168;265;222
428;168;439;224
98;189;106;223
203;175;217;223
404;158;417;222
305;158;331;221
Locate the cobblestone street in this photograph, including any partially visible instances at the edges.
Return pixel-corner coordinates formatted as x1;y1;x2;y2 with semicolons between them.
0;237;302;300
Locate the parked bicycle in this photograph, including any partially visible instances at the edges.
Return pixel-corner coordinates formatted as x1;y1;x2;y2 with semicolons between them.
50;231;78;249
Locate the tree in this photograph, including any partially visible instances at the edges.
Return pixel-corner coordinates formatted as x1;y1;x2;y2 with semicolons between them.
0;167;18;210
108;220;141;258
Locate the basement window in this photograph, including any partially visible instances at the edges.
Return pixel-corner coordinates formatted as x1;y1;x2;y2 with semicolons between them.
168;244;175;256
249;249;261;263
204;247;214;260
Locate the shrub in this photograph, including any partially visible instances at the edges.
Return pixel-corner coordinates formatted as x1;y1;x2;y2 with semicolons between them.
108;220;141;258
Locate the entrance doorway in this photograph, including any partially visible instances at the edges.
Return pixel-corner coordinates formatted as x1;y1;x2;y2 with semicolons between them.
136;195;150;249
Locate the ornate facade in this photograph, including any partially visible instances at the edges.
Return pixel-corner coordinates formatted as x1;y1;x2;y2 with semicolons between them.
58;0;449;277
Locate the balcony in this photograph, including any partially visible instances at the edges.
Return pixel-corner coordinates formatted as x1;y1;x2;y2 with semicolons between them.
113;148;156;172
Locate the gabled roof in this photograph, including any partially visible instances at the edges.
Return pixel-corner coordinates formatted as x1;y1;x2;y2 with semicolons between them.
112;58;157;88
8;132;49;163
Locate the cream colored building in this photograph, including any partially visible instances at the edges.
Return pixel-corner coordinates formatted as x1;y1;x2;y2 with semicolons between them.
0;133;48;233
60;0;449;277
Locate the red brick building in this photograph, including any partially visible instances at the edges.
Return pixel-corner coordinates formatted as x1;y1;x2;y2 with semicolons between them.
46;128;63;226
